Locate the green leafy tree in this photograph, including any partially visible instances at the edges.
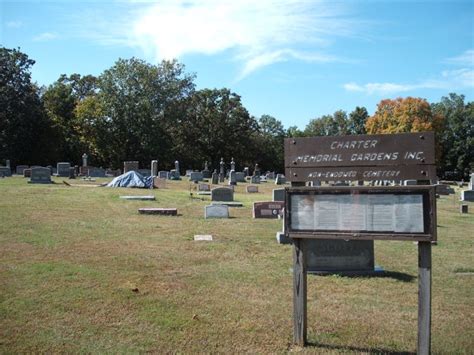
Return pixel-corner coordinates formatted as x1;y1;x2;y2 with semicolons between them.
304;110;349;136
254;114;285;171
286;126;305;137
0;47;55;165
348;106;368;134
431;93;474;179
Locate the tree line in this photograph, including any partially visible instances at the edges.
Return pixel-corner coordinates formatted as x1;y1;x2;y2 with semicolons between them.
1;46;473;179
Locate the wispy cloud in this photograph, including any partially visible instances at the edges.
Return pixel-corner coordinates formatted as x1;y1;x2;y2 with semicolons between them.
343;50;474;95
33;32;59;42
76;0;357;79
6;21;23;29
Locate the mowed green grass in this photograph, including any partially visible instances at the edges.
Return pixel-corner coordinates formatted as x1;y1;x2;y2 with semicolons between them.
0;176;473;353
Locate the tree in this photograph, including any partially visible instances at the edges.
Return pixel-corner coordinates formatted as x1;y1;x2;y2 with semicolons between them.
431;93;474;179
304;110;349;136
173;88;258;171
287;126;305;137
0;47;55;165
254;114;285;171
348;106;368;134
365;97;443;134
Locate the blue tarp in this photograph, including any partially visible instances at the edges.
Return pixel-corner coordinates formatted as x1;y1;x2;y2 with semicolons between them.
106;171;153;188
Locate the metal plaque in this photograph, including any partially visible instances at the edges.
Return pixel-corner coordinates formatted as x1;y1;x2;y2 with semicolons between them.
285;186;436;242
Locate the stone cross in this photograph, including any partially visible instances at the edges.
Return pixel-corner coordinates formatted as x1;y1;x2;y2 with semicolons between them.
204;161;209;170
254;163;260;177
82;153;88;167
219;158;225;175
230;157;235;171
175;160;180;174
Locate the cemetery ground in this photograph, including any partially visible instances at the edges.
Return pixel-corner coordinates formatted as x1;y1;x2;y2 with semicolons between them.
0;177;473;354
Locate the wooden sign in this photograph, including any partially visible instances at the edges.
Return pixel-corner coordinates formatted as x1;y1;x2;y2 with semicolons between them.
284;132;436;181
285;186;436;242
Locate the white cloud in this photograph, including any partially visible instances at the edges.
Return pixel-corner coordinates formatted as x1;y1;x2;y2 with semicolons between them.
33;32;59;41
6;21;23;28
344;50;474;95
125;0;354;79
445;49;474;66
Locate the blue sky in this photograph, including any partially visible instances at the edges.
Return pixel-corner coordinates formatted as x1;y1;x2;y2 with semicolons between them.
1;0;473;129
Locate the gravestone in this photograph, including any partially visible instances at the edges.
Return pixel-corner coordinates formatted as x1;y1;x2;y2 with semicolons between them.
243;167;249;176
306;239;375;274
57;162;71;177
275;174;286;185
153;177;167;189
202;161;211;178
123;161;139;173
276;208;291;244
254;163;260;177
29;167;52;184
235;172;246;182
211;187;234;202
158;171;169;179
190;171;204;182
169;169;180;180
219;158;225;183
194;235;213;241
253;201;285;218
23;168;32;178
230;157;236;171
5;160;10;168
211;170;218;185
138;208;177;215
273;188;285;202
267;172;275;180
461;190;474;202
16;165;29;175
138;169;151;177
468;173;474;190
460;204;468;214
246;185;258;193
185;169;193;177
198;183;210;191
69;167;76;179
229;170;237;185
251;175;260;184
120;195;155;201
151;160;158;177
0;166;12;177
88;167;106;177
79;166;88;176
82;153;88;167
205;204;229;219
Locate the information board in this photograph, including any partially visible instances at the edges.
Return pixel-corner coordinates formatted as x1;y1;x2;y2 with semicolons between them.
285;186;436;242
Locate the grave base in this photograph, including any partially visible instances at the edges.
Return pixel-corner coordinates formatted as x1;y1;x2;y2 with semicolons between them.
197;191;211;195
211;201;243;207
138;208;177;215
120;195;155;201
308;265;384;276
28;181;53;184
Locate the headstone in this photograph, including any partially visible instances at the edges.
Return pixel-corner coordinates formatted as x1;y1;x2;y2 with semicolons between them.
306;239;375;274
229;170;237;186
219;158;225;182
235;172;246;183
69;167;76;179
138;208;177;215
158;171;169;179
23;168;32;178
29;167;52;184
0;166;12;177
230;157;236;171
190;171;204;182
253;201;285;218
82;153;88;167
120;195;155;201
202;161;211;178
151;160;158;177
153;177;167;189
105;168;121;177
123;161;139;173
275;174;286;185
5;160;10;168
251;175;260;184
211;187;234;201
16;165;29;175
266;172;275;180
254;163;260;177
205;204;229;219
194;235;213;241
243;167;249;176
79;166;88;176
461;190;474;202
88;167;106;177
276;208;291;244
460;204;468;214
57;162;71;177
469;173;474;190
169;169;180;180
198;183;210;191
246;185;258;193
185;169;193;177
211;170;218;185
272;188;285;202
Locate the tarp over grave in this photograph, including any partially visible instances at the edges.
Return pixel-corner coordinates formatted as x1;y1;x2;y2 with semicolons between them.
106;171;153;188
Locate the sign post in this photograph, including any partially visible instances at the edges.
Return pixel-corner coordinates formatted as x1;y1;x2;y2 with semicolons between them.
284;132;437;352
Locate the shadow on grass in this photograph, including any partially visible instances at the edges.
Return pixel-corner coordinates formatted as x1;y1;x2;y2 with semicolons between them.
313;271;416;282
305;341;416;354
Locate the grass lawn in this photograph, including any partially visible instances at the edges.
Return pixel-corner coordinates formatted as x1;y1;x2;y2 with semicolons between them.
1;176;473;353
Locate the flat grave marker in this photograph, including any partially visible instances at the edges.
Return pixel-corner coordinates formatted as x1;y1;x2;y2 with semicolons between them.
138;208;177;215
120;195;156;201
253;201;284;218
